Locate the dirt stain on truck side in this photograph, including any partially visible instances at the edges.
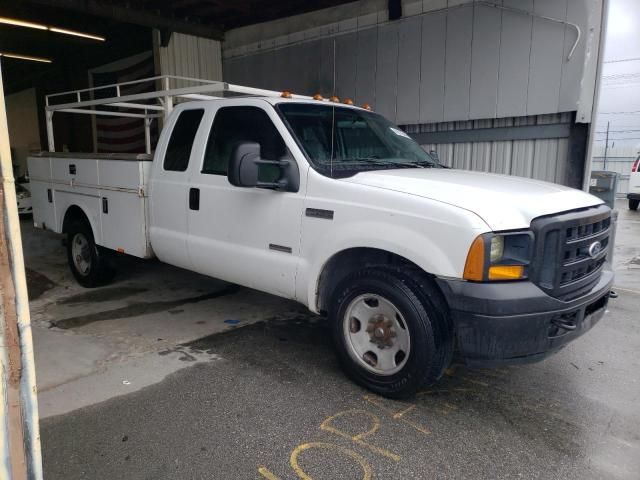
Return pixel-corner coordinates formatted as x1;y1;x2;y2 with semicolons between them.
52;284;240;329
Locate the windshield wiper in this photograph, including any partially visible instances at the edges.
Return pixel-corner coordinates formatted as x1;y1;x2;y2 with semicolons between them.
349;157;431;168
350;157;436;169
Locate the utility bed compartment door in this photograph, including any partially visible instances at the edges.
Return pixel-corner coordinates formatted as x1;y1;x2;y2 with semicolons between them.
27;155;56;231
98;160;153;258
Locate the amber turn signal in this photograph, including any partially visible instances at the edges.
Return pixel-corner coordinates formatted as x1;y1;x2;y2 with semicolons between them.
488;265;525;280
463;236;485;281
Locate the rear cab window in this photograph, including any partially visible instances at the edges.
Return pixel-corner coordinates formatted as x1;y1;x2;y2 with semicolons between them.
163;109;205;172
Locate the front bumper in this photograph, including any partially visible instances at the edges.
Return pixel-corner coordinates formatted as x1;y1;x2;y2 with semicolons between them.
435;270;614;367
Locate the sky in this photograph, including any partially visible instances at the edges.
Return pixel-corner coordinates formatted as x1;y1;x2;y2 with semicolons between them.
594;0;640;155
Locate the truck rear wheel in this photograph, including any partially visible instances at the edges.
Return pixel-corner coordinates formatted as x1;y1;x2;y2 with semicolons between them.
630;199;639;211
329;267;453;399
67;220;114;287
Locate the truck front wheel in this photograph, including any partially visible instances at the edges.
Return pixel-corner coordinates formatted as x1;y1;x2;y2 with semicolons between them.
67;220;114;287
630;199;639;211
329;267;453;399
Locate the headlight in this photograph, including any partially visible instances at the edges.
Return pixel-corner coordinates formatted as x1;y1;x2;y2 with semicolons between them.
463;231;533;281
489;236;504;263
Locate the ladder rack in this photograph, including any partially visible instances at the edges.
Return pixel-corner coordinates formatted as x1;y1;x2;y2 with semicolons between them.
45;75;314;154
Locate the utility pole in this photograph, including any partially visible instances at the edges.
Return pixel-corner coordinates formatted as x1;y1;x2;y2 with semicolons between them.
0;59;43;479
603;121;610;170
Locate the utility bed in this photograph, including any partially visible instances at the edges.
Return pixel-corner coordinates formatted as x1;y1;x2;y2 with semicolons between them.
28;75;311;261
28;152;154;258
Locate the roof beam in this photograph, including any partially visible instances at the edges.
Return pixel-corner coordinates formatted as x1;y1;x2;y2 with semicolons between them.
24;0;224;41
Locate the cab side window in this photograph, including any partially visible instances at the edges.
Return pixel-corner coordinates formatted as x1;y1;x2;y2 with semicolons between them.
202;106;287;178
163;109;205;172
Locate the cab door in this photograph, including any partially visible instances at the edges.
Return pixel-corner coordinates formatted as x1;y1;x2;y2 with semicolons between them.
186;100;306;298
149;106;206;270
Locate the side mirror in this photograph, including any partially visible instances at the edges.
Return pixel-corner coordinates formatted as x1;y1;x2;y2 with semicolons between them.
228;142;261;188
228;142;299;192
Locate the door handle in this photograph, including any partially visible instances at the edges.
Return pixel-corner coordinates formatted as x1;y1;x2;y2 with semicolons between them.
189;188;200;211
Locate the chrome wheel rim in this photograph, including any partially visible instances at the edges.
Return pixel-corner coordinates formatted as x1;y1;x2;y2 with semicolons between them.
71;233;92;276
343;293;410;376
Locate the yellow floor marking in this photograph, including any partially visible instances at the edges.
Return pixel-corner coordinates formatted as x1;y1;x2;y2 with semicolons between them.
418;388;472;397
475;369;507;379
258;466;281;480
290;442;373;480
461;376;489;387
320;409;401;461
363;395;430;435
393;404;416;419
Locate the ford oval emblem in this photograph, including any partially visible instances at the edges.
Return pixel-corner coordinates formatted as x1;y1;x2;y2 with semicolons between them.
588;241;603;258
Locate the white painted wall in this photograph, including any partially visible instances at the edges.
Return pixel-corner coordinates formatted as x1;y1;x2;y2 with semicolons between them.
5;88;41;177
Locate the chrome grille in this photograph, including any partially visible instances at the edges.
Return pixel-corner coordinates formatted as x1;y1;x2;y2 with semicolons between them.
531;205;611;300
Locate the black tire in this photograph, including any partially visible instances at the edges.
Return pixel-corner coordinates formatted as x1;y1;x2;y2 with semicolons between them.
630;199;639;211
329;267;454;399
66;220;114;287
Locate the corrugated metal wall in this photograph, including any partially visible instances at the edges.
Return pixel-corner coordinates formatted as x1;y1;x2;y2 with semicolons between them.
157;32;223;85
404;112;573;184
223;0;594;125
220;0;601;188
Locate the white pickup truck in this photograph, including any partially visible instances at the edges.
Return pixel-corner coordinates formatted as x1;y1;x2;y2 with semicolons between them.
29;77;614;398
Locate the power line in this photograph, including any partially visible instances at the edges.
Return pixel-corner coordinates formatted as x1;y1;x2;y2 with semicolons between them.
604;57;640;64
595;129;640;134
594;137;640;141
603;73;640;80
598;111;640;115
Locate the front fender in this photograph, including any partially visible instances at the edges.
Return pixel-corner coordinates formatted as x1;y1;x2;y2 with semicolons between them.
297;218;484;313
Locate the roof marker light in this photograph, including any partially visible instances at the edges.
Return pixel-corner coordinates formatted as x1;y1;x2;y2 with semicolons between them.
362;103;372;111
330;95;340;103
281;91;293;98
313;93;324;101
343;98;354;105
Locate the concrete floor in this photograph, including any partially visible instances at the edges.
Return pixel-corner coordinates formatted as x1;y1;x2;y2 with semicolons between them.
25;199;640;479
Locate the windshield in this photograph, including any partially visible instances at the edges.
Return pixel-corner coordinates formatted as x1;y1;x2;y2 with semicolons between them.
278;103;438;177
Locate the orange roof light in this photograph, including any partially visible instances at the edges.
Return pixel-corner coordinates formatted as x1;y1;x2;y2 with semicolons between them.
313;93;324;101
281;91;293;98
343;98;354;105
362;103;372;111
330;95;340;103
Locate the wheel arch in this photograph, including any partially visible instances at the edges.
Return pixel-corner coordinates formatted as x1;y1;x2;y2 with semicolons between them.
314;247;443;315
61;205;97;239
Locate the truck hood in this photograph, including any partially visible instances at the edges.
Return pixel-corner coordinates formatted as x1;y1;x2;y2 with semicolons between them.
344;168;603;231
